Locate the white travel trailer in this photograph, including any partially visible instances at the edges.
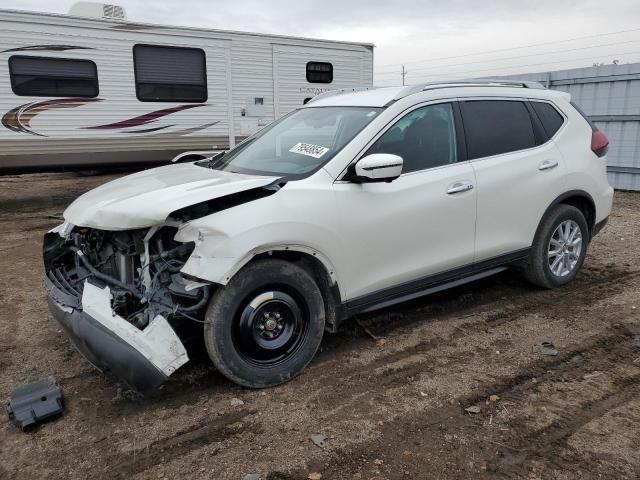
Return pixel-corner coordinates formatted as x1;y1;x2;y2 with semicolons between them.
0;3;374;173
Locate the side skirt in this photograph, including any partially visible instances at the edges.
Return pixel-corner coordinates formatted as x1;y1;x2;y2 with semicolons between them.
336;248;530;323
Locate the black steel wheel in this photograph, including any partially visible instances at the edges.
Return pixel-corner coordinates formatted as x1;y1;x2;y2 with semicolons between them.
205;259;325;388
233;290;310;368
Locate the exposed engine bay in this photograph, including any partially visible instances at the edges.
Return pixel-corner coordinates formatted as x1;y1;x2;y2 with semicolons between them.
44;225;210;327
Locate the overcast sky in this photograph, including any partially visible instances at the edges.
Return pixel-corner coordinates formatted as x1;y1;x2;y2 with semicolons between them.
4;0;640;85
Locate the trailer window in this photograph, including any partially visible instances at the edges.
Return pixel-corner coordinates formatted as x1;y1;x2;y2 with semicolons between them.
8;56;98;97
133;45;207;102
306;62;333;84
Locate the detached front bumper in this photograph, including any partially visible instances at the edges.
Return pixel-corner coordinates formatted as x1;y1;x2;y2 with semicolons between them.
45;275;189;394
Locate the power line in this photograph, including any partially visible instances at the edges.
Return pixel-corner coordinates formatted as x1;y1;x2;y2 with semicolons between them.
375;27;640;69
374;49;640;85
375;39;640;75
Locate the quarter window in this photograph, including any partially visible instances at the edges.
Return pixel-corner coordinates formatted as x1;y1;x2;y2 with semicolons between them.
460;100;536;159
9;56;98;97
133;45;207;102
531;101;565;138
306;62;333;84
366;103;458;173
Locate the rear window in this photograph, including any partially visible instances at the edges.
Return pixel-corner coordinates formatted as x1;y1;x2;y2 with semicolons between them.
460;100;536;159
531;101;565;138
9;56;98;97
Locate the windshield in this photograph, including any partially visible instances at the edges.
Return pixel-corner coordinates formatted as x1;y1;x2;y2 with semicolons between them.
210;107;382;177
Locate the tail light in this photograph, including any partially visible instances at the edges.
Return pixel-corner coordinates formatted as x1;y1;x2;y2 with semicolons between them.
571;101;609;158
591;130;609;158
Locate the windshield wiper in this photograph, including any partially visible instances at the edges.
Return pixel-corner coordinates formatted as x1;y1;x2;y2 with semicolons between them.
206;151;226;169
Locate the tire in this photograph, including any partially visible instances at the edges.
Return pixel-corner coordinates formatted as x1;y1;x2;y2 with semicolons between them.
204;259;325;388
523;204;589;288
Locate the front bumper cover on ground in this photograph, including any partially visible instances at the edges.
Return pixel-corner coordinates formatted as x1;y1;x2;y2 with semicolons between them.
45;276;189;394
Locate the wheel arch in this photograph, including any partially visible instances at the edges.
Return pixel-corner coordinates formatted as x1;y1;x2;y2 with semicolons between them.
539;190;596;239
229;246;342;332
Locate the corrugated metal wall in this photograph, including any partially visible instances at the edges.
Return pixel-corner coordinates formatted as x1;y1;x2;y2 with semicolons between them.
495;63;640;190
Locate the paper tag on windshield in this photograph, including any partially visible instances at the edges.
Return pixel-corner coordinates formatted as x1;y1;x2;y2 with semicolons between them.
289;142;329;159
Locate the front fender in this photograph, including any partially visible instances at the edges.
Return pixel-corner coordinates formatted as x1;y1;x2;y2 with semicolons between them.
174;171;346;298
182;241;339;287
175;219;344;297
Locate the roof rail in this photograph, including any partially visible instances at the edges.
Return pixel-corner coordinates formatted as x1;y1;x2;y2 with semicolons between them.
391;78;545;102
306;87;373;104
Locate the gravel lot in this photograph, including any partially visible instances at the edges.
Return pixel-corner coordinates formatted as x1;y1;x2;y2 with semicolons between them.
1;172;639;480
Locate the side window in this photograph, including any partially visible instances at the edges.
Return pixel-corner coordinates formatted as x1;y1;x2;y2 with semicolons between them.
531;101;565;138
366;103;458;173
9;56;98;97
460;100;536;159
306;62;333;84
133;45;207;102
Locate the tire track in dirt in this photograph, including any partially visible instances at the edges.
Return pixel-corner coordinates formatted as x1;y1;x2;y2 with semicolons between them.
459;324;639;407
494;379;640;479
300;268;639;411
271;325;640;479
480;326;640;478
106;409;258;478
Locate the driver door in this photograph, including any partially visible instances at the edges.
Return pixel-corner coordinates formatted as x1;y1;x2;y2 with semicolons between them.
332;102;477;301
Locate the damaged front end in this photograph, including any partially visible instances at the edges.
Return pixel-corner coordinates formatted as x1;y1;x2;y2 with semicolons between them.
43;223;210;394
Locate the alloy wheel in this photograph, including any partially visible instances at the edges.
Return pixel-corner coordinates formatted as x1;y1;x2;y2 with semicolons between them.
547;219;583;277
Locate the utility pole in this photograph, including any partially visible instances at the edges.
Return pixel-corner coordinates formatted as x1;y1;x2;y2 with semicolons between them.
401;65;407;86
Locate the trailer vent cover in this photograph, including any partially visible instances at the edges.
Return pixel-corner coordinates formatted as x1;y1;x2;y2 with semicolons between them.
69;2;127;21
103;4;126;20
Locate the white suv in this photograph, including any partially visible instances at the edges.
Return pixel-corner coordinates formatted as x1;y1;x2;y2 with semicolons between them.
44;80;613;393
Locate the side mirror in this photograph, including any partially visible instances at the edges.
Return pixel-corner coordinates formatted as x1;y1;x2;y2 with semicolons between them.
353;154;403;182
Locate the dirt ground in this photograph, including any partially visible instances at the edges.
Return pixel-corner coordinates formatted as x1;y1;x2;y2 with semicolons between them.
0;172;639;480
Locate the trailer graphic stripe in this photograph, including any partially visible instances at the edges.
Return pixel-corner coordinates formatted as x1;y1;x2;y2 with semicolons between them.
120;124;175;134
149;121;221;137
84;104;206;130
1;98;102;136
1;45;94;53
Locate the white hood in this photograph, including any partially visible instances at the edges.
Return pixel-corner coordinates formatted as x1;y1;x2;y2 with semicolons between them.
64;162;280;230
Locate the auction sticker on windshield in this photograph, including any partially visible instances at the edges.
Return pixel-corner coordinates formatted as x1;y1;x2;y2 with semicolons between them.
289;142;330;159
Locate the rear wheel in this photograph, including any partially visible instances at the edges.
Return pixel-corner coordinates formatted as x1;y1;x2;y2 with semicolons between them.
524;204;589;288
204;259;325;388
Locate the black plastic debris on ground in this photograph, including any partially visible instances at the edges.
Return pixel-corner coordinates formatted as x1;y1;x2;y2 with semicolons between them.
6;377;64;431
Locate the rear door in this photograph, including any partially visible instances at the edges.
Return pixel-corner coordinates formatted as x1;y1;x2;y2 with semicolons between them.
460;99;567;262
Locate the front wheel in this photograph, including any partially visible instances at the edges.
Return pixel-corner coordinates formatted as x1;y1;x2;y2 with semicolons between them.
204;259;325;388
524;204;589;288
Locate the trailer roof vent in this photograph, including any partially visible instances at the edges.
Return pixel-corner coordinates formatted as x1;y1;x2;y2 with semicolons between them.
69;2;127;21
102;4;126;19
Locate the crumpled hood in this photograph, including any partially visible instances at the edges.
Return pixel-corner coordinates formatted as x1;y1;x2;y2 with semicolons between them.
64;162;280;230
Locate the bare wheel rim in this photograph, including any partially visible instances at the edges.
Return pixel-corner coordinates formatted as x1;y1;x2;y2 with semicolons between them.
547;219;583;277
232;289;309;369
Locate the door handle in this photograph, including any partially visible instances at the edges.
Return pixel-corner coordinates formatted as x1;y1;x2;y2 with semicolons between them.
447;181;474;194
538;160;559;171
